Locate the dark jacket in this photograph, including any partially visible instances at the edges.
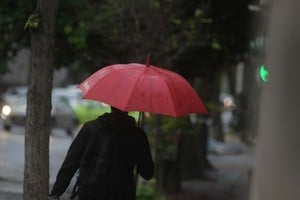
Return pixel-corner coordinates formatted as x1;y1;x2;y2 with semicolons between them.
50;113;154;199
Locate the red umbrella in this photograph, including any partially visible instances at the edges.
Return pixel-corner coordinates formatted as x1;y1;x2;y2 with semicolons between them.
79;58;207;117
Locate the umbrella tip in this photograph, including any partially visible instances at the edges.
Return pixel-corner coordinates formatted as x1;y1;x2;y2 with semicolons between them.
146;54;151;67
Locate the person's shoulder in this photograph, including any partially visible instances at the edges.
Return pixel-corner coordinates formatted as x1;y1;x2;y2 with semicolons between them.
84;118;99;126
135;126;145;132
133;126;147;137
84;113;109;128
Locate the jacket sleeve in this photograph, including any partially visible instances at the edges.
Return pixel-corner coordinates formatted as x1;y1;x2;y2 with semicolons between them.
136;129;155;180
50;124;90;197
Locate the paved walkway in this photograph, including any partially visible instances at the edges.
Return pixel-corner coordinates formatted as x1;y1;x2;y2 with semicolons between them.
166;140;253;200
0;139;253;200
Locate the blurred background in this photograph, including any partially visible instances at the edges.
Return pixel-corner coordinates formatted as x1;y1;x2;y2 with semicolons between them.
0;0;270;199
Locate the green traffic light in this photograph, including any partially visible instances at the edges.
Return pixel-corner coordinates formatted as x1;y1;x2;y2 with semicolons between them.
259;64;268;82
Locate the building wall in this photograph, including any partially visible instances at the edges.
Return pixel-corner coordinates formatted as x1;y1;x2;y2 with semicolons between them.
0;49;70;91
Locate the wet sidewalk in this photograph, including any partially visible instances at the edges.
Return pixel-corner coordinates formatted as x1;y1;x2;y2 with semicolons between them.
166;141;253;200
0;137;253;200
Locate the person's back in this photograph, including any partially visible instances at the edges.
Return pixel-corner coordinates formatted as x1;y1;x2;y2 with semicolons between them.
49;107;154;200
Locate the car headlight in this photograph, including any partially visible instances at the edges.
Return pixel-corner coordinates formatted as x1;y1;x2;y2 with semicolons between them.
2;105;11;116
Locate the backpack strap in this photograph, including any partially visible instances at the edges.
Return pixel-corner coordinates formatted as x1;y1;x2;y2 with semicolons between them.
70;117;105;199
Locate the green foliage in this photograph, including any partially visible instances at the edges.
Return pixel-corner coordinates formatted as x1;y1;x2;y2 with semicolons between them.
0;0;253;81
211;38;222;50
0;0;35;72
172;0;253;79
145;115;190;160
24;13;40;31
206;102;223;113
58;0;251;77
136;179;165;200
67;21;88;49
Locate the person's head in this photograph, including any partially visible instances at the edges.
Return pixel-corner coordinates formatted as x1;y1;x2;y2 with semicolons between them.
110;106;128;116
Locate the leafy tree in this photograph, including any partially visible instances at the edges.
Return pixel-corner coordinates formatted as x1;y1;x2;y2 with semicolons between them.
60;0;253;141
0;0;34;73
171;0;253;140
1;0;253;80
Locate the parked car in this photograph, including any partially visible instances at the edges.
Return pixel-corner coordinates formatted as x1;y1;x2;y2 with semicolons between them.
52;86;82;109
2;86;28;102
0;93;78;135
52;86;111;124
1;94;26;130
51;86;139;138
51;94;79;135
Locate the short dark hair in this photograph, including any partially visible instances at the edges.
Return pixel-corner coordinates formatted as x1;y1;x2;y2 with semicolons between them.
111;106;128;114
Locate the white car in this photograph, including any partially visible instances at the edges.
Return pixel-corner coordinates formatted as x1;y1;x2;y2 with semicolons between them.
1;93;78;135
52;86;82;109
2;86;28;102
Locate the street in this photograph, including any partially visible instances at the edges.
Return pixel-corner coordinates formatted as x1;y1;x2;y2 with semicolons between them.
0;122;74;199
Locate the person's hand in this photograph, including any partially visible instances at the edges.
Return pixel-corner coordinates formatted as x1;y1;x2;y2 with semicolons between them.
48;195;59;200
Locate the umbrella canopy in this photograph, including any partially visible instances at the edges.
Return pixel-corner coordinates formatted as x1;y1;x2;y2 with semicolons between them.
79;62;207;117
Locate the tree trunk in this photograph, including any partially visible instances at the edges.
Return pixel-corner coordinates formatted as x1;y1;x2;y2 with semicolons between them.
211;72;224;141
250;0;300;199
23;1;59;200
241;55;262;143
179;128;204;180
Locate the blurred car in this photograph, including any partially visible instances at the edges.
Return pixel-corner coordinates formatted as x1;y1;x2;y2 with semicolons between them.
51;94;79;135
52;86;139;137
2;86;28;102
52;86;82;109
52;86;114;123
1;94;26;130
0;93;78;135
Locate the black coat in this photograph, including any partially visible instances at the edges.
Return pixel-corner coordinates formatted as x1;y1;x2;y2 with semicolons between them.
50;113;154;199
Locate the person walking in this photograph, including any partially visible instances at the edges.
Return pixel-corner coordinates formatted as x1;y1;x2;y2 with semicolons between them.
49;106;154;200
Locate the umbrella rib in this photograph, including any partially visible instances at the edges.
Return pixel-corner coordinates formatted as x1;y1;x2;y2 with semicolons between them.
162;77;179;116
121;72;142;111
151;68;179;116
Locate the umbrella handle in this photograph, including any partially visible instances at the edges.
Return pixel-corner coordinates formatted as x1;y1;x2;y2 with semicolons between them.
146;54;151;67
